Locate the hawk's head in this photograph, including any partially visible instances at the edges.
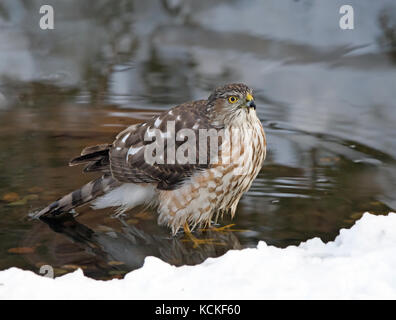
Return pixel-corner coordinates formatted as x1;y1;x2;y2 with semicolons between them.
207;83;257;126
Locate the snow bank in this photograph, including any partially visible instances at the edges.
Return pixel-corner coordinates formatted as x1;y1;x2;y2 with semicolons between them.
1;212;396;299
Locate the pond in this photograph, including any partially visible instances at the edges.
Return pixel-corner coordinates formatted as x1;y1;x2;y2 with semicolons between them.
0;0;395;280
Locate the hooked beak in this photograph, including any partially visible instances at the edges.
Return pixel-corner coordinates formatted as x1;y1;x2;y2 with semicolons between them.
246;99;256;110
246;93;256;111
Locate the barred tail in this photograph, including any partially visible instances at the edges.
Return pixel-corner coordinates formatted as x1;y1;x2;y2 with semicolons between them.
31;174;119;219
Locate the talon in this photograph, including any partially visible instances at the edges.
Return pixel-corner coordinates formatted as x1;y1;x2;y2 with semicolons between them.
183;222;224;248
201;223;248;233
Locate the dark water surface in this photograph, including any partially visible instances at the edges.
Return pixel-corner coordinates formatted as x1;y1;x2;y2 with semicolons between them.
0;0;396;279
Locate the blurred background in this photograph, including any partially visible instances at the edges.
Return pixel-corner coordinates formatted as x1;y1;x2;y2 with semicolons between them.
1;0;396;279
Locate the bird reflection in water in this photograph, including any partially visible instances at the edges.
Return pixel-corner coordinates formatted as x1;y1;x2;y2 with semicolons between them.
38;213;243;279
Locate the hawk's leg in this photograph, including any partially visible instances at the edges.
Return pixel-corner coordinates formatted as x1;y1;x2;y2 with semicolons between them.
182;222;224;248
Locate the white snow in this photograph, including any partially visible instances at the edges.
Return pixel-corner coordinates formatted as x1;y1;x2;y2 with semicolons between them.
1;212;396;299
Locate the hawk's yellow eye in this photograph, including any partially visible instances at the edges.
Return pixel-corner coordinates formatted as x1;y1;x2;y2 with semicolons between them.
228;96;239;104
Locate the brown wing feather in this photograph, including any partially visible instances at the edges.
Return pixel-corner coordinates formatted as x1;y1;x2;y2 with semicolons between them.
69;144;111;174
110;100;219;190
69;100;221;190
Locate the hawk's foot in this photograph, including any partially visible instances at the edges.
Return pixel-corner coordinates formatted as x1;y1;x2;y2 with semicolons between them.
201;223;248;233
182;222;224;248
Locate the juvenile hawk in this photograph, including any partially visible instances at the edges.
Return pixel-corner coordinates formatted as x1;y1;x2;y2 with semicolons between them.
33;83;266;235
